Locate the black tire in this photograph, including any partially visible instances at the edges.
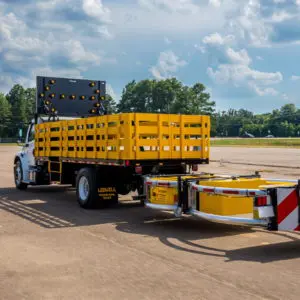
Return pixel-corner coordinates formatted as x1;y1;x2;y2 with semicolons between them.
76;168;98;209
14;159;28;190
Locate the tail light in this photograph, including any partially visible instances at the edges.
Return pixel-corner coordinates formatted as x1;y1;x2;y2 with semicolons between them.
192;164;198;172
135;165;142;174
174;194;178;204
255;196;270;207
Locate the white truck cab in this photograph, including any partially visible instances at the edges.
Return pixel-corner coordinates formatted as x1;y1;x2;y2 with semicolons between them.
14;120;36;189
14;116;75;189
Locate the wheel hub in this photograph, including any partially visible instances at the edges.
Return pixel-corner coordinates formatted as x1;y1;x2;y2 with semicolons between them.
78;176;89;201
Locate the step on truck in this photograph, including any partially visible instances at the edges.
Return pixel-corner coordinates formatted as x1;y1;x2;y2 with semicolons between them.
14;76;210;208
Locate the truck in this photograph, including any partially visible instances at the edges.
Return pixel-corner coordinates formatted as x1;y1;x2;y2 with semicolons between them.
14;76;210;208
14;76;300;232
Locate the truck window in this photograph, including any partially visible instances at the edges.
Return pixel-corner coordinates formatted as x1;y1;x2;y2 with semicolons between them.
28;125;35;142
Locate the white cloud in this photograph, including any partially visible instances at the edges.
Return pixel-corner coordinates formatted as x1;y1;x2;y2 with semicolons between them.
256;56;263;61
0;10;107;91
209;0;221;8
282;93;289;101
251;85;278;96
226;48;251;65
94;25;114;39
204;31;283;97
203;32;235;46
150;50;187;80
208;64;282;85
208;64;282;95
271;11;293;23
291;75;300;81
138;0;199;13
164;37;172;44
82;0;111;23
194;44;206;53
228;0;272;47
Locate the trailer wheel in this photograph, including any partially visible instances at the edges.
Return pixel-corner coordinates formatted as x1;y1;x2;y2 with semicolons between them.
76;168;98;209
14;159;28;190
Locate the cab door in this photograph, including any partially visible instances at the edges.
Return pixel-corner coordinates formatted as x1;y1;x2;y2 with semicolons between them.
24;122;35;167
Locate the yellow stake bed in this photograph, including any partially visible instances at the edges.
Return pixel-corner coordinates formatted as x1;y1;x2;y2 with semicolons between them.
34;113;210;163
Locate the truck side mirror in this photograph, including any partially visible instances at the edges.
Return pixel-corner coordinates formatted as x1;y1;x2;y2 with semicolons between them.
17;129;24;146
18;129;23;138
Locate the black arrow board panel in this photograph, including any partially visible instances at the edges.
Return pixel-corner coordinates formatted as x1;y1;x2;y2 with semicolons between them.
36;76;106;117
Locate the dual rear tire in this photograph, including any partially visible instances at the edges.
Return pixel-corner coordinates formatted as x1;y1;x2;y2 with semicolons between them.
76;168;118;209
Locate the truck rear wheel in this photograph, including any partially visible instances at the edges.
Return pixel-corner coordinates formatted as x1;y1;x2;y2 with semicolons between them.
76;167;118;209
76;168;98;209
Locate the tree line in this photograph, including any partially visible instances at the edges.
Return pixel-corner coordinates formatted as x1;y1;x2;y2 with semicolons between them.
0;78;299;138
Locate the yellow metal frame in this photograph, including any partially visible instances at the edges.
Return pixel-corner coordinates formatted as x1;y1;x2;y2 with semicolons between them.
35;113;210;161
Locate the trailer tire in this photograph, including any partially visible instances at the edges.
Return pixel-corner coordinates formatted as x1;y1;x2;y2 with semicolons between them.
76;168;98;209
14;159;28;190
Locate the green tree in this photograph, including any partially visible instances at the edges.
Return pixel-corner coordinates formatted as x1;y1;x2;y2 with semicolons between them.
6;84;28;128
0;93;12;137
24;87;36;117
117;80;137;112
117;78;215;115
6;84;28;135
105;94;117;114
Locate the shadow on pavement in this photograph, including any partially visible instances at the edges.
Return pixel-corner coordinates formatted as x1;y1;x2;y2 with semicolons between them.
1;185;299;263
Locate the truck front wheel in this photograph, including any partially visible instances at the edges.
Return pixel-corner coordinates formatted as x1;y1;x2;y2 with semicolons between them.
76;168;98;209
14;160;28;190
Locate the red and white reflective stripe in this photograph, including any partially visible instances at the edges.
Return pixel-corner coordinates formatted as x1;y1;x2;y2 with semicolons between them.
277;188;300;231
191;183;266;197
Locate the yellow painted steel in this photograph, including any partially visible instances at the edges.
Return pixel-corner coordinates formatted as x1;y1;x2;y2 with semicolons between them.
148;177;295;216
35;113;210;161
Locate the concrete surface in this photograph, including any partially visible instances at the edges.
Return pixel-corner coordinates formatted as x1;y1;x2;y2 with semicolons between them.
1;146;300;300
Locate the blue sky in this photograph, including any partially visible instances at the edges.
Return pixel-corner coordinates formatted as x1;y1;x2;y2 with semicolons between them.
1;0;300;113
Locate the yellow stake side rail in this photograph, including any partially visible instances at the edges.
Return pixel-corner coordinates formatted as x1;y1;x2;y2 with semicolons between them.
34;113;210;162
